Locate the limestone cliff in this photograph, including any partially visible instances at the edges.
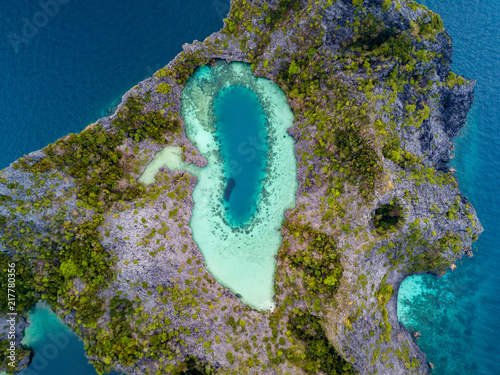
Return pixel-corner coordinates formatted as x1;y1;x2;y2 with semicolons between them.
0;0;481;374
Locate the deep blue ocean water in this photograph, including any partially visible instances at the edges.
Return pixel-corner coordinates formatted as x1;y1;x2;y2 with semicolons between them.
214;85;268;226
0;0;229;373
397;0;500;374
0;0;230;169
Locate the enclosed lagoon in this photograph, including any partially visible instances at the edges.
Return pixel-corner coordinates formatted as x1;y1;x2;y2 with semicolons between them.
141;61;297;310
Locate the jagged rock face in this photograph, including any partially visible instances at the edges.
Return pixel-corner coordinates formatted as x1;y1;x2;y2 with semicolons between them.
440;83;475;139
0;0;482;374
322;0;474;167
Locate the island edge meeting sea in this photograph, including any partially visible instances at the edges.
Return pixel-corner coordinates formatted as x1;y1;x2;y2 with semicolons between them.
398;0;500;374
0;0;498;373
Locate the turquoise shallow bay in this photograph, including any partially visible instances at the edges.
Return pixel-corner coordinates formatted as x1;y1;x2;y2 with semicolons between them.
17;303;119;375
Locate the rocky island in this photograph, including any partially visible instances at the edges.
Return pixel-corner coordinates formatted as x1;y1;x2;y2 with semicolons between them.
0;0;482;374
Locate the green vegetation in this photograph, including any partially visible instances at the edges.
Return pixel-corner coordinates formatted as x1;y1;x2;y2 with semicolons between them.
43;124;143;212
376;276;393;343
156;82;173;95
283;221;343;296
155;52;212;86
446;71;465;89
382;0;392;12
176;356;214;374
0;212;117;361
394;342;421;370
373;199;405;233
112;95;180;143
264;0;302;31
333;128;382;193
0;339;30;374
277;54;382;199
287;310;357;374
348;16;414;63
0;252;38;313
383;141;421;169
406;232;458;274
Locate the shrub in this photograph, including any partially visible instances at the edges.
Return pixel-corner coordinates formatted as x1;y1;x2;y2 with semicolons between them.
156;82;172;95
287;310;357;374
112;95;180;143
265;0;302;30
285;223;343;296
0;252;38;313
446;71;465;89
334;128;382;194
373;199;405;232
45;124;143;211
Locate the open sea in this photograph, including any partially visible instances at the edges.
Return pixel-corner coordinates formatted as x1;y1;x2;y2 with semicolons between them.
0;0;499;374
0;0;230;169
397;0;500;374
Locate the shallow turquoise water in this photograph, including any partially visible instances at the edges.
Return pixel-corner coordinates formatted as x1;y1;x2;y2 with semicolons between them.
398;0;500;374
143;61;297;310
214;85;268;226
139;146;200;185
16;303;119;375
1;0;498;372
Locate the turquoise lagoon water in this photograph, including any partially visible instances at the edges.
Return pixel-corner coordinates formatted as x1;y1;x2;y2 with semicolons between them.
398;0;500;374
214;85;269;226
1;0;499;372
139;146;200;185
141;62;297;311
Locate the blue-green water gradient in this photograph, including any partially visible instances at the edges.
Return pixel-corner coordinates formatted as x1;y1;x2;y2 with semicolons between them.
397;1;500;374
18;303;119;375
214;85;268;225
